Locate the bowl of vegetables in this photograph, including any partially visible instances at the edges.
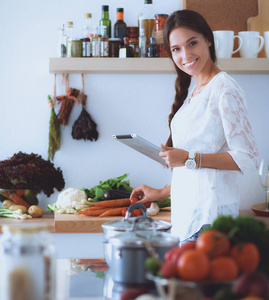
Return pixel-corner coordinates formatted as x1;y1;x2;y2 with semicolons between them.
145;215;269;300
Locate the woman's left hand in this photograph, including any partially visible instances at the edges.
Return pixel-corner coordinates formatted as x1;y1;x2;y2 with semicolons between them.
159;144;188;168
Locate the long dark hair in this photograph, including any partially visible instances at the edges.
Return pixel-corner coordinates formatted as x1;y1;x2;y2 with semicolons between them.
163;10;216;147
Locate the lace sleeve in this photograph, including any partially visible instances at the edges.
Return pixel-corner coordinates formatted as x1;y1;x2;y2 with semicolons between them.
219;86;259;172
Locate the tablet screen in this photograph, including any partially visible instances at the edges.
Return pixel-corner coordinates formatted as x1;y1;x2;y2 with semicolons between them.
113;134;166;166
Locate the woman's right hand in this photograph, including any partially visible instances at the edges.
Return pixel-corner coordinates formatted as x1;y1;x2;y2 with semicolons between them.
130;184;170;204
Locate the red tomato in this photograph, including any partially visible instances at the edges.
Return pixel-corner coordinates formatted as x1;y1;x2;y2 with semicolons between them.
16;189;25;197
132;209;143;217
144;202;151;208
196;229;230;258
130;197;138;205
121;208;128;217
159;260;178;279
165;241;196;264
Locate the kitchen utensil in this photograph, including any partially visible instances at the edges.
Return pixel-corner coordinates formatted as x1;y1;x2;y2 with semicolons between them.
247;0;269;57
238;31;264;58
108;221;179;284
213;30;242;58
182;0;258;57
102;202;172;266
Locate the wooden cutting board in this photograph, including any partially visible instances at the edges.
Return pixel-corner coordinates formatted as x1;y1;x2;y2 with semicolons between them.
182;0;258;57
247;0;269;57
54;210;171;233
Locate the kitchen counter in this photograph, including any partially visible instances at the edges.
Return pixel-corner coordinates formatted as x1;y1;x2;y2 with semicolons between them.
0;209;269;234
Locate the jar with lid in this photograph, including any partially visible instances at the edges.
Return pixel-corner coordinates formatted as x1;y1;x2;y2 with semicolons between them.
154;14;168;57
101;37;109;57
119;37;135;57
109;38;121;57
0;223;56;300
127;26;139;57
70;39;82;57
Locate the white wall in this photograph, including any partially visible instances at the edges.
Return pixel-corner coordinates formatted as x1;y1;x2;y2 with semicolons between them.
0;0;268;212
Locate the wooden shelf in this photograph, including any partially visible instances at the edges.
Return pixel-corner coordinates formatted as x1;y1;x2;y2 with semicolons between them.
49;57;269;74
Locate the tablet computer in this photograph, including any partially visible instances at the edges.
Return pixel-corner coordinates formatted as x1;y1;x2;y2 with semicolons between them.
112;134;166;166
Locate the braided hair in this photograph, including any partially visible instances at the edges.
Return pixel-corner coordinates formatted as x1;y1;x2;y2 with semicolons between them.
163;10;216;147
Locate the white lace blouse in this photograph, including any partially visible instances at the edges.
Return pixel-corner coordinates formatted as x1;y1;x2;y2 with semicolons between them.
170;72;259;242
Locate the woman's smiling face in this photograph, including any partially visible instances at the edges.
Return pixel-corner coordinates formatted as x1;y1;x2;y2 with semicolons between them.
169;26;212;77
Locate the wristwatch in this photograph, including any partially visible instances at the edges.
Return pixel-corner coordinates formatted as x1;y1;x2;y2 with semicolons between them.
185;151;197;170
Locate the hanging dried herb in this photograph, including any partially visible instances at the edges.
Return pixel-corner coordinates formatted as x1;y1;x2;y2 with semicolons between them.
57;87;80;125
48;95;60;161
72;94;99;141
72;74;99;141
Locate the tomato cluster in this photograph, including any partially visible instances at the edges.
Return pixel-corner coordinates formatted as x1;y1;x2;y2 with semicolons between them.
121;197;151;217
148;229;261;283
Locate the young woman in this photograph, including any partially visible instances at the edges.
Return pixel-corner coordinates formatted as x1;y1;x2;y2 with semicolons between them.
130;10;259;243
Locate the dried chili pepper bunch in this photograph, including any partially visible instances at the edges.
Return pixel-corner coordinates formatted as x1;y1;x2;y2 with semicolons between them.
71;94;99;141
0;152;65;197
57;87;80;125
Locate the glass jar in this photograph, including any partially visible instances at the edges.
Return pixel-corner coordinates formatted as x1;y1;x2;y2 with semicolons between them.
92;35;101;57
0;223;56;300
101;37;109;57
109;38;121;57
70;40;82;57
154;14;168;57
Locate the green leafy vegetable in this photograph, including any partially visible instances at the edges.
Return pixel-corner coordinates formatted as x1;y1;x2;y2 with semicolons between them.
47;203;59;212
82;173;133;202
157;197;171;208
209;215;269;276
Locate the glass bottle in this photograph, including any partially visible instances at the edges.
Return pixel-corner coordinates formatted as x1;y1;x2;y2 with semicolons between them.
119;37;134;58
114;8;127;45
99;5;111;38
139;28;147;57
0;224;56;300
57;24;67;57
147;37;158;57
66;21;74;58
138;0;155;48
154;14;168;57
82;13;93;38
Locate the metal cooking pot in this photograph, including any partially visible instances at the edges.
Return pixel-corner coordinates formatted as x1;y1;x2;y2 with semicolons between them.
108;218;179;285
101;203;172;266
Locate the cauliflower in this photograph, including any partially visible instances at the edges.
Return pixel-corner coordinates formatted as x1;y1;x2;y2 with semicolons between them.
56;188;88;212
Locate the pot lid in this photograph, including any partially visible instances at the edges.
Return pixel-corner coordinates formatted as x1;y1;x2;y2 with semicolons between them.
102;216;172;232
108;230;179;248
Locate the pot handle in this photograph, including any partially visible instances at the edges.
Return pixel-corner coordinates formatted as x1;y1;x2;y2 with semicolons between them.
124;202;149;220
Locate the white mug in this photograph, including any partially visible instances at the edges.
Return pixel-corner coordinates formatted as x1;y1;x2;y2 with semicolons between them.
264;31;269;58
238;31;265;58
213;30;242;58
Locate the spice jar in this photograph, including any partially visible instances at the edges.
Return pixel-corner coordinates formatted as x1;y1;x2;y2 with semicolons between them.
109;38;121;57
70;39;82;57
0;223;56;300
154;14;168;57
127;26;139;57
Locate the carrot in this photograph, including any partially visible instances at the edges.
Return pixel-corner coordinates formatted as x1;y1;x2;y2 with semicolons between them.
98;207;128;218
91;198;130;208
78;208;111;216
79;206;128;216
0;191;30;209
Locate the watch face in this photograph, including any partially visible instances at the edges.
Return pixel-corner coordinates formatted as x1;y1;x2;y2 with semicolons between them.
185;159;196;169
